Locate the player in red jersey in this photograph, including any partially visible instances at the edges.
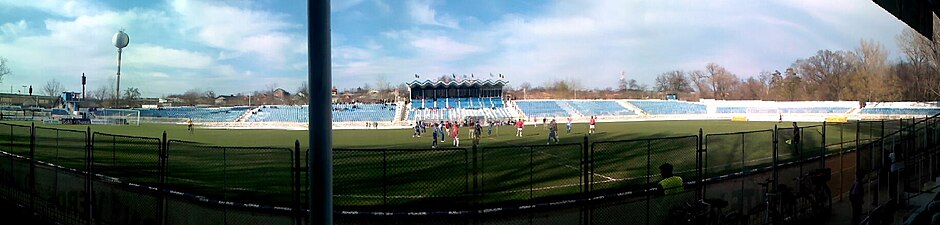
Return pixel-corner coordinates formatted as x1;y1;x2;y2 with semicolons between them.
515;119;525;137
589;116;596;135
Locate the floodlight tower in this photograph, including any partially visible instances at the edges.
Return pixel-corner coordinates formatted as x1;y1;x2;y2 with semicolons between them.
112;29;129;107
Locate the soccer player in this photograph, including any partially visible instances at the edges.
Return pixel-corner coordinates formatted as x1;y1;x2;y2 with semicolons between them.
542;117;547;130
547;119;558;145
473;122;483;146
516;119;524;137
532;117;537;128
451;122;460;147
439;122;446;142
431;123;439;148
566;117;573;134
415;122;423;137
187;118;194;134
445;121;451;135
589;116;596;135
487;120;493;137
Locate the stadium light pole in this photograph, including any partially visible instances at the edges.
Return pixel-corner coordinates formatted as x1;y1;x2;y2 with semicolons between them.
309;0;333;224
113;30;129;108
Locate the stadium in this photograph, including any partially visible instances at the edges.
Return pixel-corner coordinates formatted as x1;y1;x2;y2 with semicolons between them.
4;1;940;225
0;75;938;225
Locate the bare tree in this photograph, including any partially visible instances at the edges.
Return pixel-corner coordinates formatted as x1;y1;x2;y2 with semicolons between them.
655;70;692;93
688;70;711;99
736;77;767;100
849;40;900;101
180;89;202;106
704;63;740;100
42;78;64;97
0;57;10;84
793;50;855;100
897;21;940;100
123;87;141;107
519;82;532;90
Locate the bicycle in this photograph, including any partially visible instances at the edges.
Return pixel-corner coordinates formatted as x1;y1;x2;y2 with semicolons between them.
750;177;789;225
794;168;832;217
668;198;741;225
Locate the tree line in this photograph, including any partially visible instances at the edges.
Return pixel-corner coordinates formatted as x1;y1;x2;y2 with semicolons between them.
510;27;940;102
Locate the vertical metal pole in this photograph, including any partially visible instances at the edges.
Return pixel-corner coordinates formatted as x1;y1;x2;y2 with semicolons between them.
160;131;168;225
697;128;703;200
382;150;388;209
222;147;228;225
839;123;844;201
740;132;746;213
116;48;122;108
646;140;651;225
772;125;779;201
86;127;93;225
28;122;35;213
582;135;590;225
293;140;302;225
309;0;333;224
822;123;827;168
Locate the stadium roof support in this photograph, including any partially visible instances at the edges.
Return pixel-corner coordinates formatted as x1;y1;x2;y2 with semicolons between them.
874;0;939;41
309;0;332;224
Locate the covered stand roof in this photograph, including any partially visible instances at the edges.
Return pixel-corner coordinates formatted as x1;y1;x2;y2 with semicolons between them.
406;79;508;88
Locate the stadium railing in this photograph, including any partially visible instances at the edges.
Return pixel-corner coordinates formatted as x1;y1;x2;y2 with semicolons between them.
0;114;939;225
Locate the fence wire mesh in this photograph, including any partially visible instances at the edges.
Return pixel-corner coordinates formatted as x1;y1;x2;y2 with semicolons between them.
92;132;161;185
480;144;582;206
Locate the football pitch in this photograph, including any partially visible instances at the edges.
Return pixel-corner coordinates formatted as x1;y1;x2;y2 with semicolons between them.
5;119;893;208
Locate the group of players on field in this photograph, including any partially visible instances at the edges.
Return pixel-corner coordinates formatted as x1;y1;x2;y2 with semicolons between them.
413;116;599;147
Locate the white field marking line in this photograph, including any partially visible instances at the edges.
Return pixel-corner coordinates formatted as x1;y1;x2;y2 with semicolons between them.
532;149;616;182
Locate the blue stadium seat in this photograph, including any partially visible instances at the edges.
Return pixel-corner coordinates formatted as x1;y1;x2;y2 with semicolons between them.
627;101;706;115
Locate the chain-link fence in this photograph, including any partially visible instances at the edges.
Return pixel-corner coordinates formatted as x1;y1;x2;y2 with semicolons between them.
589;135;699;225
703;129;774;220
3;116;940;225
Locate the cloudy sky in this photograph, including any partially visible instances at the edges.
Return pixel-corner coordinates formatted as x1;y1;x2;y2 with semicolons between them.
0;0;911;97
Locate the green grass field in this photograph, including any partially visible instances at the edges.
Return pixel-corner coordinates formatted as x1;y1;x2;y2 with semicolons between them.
0;119;901;209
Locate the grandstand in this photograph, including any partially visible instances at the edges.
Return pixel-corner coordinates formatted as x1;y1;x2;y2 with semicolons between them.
627;100;707;115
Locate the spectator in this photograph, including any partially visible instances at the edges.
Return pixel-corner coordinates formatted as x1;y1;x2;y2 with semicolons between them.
658;163;684;195
850;173;865;225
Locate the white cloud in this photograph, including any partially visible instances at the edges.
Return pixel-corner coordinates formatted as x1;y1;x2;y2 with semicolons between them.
333;0;367;12
0;20;27;37
0;0;105;17
171;0;304;66
407;0;459;29
149;72;170;78
410;36;483;60
331;0;908;90
127;44;214;69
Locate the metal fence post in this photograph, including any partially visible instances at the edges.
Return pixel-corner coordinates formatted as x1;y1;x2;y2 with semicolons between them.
697;128;703;200
293;140;302;225
28;122;35;214
581;135;594;195
740;132;746;212
839;123;844;201
86;127;93;225
160;131;168;225
382;149;388;210
646;139;652;225
772;125;778;197
222;147;228;225
582;135;591;225
822;122;827;168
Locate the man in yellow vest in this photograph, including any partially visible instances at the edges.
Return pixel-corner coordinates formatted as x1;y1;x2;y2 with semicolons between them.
658;163;684;195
